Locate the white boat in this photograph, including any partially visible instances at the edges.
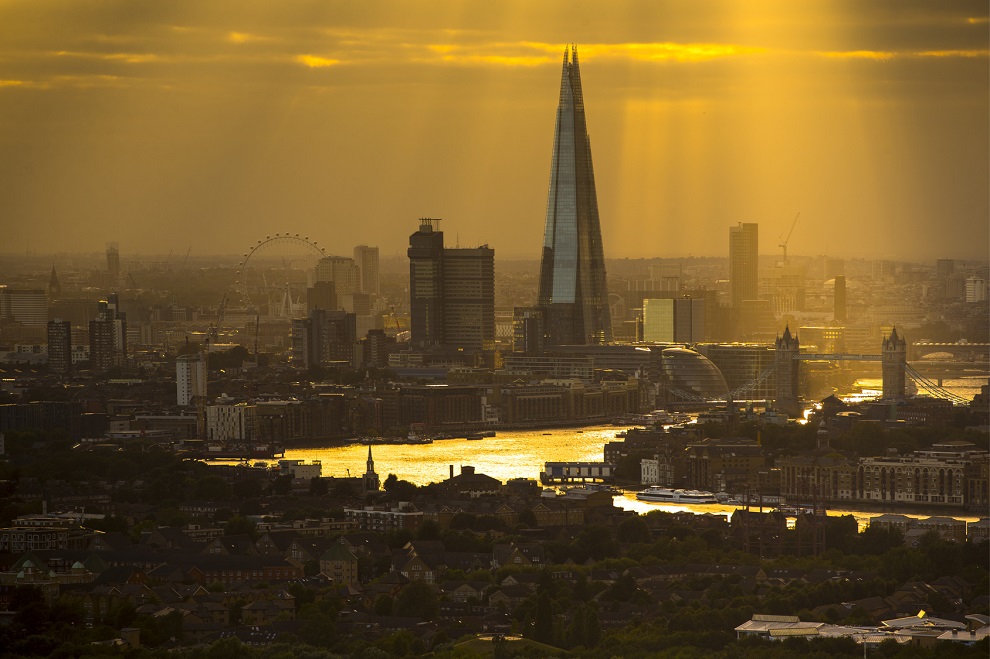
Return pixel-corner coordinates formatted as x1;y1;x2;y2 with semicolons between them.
636;487;718;504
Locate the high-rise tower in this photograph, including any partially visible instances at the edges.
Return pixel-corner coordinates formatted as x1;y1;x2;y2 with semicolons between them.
729;223;759;308
408;219;495;351
537;46;612;346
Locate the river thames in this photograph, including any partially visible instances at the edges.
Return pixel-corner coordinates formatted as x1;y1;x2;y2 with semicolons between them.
280;423;983;531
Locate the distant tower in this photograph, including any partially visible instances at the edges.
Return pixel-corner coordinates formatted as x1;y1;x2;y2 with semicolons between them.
833;275;847;323
47;265;61;302
408;218;495;351
774;325;801;416
176;353;207;406
363;445;380;492
537;46;612;346
816;420;829;449
353;245;380;295
881;328;907;400
89;293;127;371
408;219;446;349
106;242;120;281
315;256;360;297
729;223;759;308
47;319;72;374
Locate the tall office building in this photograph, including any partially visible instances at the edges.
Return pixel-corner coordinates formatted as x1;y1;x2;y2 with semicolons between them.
537;46;612;346
89;294;126;371
642;298;705;343
47;319;72;374
307;280;337;312
291;309;357;368
4;289;48;326
833;275;847;322
176;353;207;406
315;256;359;296
408;218;495;351
353;245;380;295
729;223;759;308
935;258;955;280
106;242;120;281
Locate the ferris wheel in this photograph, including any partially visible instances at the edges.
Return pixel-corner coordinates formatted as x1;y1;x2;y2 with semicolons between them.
236;234;326;319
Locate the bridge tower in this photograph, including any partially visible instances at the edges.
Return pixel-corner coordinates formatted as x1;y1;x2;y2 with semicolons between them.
882;327;907;400
774;326;801;416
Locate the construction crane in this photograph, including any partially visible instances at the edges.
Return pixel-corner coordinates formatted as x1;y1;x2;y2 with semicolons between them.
778;212;801;263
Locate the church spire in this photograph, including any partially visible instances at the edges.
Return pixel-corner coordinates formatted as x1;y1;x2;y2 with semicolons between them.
363;445;379;492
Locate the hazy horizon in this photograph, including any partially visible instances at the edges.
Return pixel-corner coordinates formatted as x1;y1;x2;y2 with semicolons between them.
1;1;987;261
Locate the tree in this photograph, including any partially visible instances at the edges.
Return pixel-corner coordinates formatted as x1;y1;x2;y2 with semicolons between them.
224;516;258;539
272;475;293;496
415;520;441;541
374;595;394;616
617;515;651;544
532;590;554;645
517;508;538;528
233;478;262;499
309;477;328;496
194;475;230;501
392;581;438;619
568;605;586;647
583;603;601;648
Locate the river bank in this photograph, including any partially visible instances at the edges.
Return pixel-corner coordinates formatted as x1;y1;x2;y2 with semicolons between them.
274;424;985;529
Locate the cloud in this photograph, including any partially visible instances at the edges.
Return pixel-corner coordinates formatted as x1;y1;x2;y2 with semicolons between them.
816;50;896;61
295;54;341;68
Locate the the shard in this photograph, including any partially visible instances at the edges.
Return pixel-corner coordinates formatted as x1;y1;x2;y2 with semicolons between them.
537;46;612;345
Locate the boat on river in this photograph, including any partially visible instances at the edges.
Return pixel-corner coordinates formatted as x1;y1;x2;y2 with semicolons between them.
636;487;718;504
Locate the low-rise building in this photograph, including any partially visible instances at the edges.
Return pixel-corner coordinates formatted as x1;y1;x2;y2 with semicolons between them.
345;504;423;533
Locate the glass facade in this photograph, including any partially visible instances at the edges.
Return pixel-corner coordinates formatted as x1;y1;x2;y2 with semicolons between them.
661;347;729;399
538;46;612;346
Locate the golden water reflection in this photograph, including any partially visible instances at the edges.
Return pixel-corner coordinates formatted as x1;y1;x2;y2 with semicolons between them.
282;425;981;531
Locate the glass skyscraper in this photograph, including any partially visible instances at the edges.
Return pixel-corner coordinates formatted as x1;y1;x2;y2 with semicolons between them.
537;46;612;345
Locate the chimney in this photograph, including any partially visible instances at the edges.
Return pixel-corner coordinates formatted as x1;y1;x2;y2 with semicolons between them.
449;465;454;479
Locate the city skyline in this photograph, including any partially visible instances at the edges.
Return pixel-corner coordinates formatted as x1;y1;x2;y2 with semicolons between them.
0;1;987;262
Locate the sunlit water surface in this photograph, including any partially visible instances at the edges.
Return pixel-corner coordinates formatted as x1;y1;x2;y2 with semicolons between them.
281;424;982;531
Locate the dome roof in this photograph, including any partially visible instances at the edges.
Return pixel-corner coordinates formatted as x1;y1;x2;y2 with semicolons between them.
661;347;729;399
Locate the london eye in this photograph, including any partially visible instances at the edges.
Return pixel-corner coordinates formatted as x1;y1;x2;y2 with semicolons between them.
235;234;326;319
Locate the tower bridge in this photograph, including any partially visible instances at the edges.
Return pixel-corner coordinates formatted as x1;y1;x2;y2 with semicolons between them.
773;327;976;413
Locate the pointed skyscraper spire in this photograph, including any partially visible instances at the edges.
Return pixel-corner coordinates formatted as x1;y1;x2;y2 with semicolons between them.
48;264;61;302
538;45;612;345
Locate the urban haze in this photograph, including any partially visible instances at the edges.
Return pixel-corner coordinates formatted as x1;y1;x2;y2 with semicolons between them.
0;2;988;659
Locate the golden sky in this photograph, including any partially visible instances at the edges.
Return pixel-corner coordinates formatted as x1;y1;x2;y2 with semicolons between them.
0;0;987;261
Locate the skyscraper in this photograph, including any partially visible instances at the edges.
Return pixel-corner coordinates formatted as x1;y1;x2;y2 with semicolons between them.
315;256;359;296
408;218;494;351
291;309;358;368
537;46;612;346
353;245;380;295
833;275;847;322
89;293;126;371
47;318;72;374
176;353;207;406
729;223;759;308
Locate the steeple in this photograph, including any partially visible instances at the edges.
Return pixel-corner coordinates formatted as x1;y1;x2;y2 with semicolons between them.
47;264;61;302
538;45;612;346
363;445;379;492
